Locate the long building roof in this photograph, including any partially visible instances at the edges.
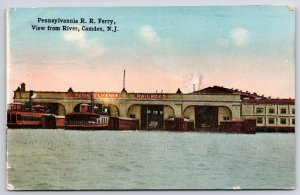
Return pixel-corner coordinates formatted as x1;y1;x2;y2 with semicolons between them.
191;85;265;99
191;85;295;104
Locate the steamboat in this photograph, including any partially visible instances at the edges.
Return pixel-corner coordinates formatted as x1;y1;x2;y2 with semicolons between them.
7;102;48;129
65;103;109;130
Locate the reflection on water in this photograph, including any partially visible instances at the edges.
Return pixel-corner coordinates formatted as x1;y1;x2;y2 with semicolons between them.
7;129;295;190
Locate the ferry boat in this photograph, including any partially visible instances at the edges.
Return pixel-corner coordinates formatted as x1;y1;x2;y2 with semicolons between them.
65;103;109;130
7;102;48;128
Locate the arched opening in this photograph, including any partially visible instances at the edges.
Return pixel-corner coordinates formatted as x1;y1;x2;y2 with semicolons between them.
217;106;232;124
108;104;119;116
163;105;175;120
57;103;66;116
195;106;218;130
183;106;196;121
127;104;141;119
183;105;233;131
127;104;175;130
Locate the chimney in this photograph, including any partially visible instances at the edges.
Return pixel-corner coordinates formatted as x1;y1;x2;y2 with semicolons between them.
21;83;26;92
176;88;182;94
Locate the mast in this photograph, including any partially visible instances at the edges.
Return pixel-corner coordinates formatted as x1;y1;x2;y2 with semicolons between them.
121;69;127;93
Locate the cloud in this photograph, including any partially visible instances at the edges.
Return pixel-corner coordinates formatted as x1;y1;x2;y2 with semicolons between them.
139;25;161;46
230;28;250;47
63;30;85;42
62;30;105;57
216;27;250;48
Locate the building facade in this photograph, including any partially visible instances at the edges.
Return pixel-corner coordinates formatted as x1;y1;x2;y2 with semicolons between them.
193;86;295;131
241;99;295;129
10;84;295;131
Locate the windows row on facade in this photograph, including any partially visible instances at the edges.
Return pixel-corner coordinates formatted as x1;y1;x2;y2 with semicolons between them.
242;104;295;115
255;116;295;126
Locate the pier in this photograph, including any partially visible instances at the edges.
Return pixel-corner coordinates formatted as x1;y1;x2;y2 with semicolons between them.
10;83;295;132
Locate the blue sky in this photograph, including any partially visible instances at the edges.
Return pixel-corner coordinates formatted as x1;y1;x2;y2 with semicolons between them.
8;6;295;99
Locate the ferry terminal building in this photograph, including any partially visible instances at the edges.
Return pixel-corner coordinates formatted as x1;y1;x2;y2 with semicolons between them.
12;83;295;131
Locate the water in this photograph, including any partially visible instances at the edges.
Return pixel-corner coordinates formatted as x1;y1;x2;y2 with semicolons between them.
7;129;295;190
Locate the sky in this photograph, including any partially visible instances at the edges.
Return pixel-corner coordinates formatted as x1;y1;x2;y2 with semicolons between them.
7;6;295;101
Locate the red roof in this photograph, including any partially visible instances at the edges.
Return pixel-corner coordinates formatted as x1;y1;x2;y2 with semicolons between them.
192;86;294;104
242;98;295;105
192;86;236;94
192;85;264;98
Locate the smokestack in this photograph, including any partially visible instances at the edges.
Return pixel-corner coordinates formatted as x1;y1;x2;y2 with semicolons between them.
90;92;94;113
29;90;33;110
193;84;195;92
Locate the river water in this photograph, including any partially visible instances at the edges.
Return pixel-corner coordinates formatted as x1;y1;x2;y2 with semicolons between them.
7;129;295;190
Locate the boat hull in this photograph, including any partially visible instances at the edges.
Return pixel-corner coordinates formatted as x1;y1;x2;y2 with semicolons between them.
7;123;42;129
65;124;109;130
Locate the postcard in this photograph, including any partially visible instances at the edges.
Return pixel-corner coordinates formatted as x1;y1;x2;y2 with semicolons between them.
6;6;295;190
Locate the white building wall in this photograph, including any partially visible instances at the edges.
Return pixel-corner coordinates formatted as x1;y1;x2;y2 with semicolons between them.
241;103;295;127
